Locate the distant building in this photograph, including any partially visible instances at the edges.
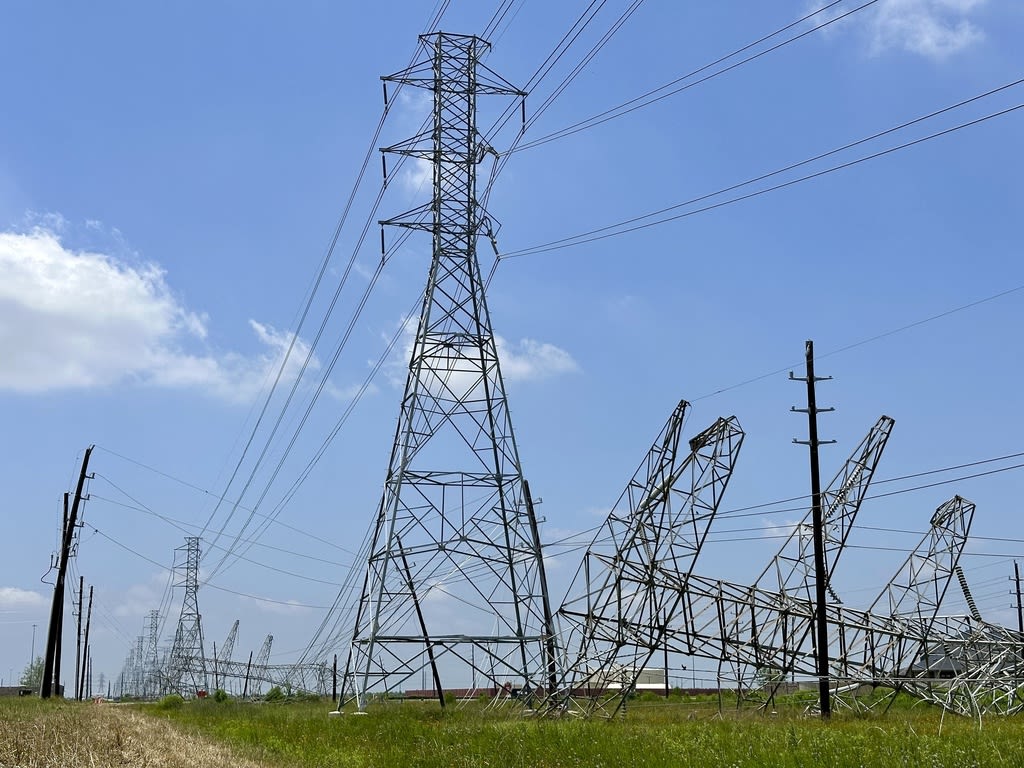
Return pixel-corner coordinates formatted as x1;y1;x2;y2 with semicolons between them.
0;686;35;697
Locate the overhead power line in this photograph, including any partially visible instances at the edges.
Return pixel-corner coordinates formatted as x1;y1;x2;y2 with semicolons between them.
513;0;876;152
84;523;333;610
501;82;1024;259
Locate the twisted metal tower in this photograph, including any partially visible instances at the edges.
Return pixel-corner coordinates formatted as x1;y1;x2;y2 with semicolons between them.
554;405;745;716
346;33;555;708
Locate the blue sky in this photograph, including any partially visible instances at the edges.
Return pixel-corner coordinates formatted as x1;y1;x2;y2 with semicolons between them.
1;1;1022;691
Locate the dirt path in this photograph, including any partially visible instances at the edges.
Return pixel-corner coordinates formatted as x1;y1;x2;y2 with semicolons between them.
0;702;270;768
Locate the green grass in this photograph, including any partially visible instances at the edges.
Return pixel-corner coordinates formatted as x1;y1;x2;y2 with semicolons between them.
141;696;1024;768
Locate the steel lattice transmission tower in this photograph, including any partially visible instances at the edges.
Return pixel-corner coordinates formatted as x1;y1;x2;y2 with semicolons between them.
346;32;557;708
166;537;208;695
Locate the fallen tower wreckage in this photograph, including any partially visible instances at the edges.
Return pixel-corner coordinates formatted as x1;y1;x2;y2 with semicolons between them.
544;409;1024;718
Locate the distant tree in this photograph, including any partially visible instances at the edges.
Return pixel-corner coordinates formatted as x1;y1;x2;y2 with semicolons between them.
20;656;44;689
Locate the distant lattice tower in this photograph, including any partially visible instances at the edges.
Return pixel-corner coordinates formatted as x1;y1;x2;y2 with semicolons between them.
166;537;208;695
345;32;557;709
142;609;160;698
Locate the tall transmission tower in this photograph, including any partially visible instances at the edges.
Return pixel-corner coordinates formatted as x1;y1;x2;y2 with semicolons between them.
167;537;208;695
346;32;555;709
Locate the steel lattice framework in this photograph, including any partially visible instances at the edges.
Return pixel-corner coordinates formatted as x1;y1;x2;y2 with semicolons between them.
144;609;160;698
754;416;894;603
345;33;556;710
657;496;1001;715
554;404;744;715
166;537;208;696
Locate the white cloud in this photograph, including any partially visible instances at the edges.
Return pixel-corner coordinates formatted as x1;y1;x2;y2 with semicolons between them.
400;157;433;196
0;586;46;610
825;0;987;58
0;226;320;403
870;0;986;57
497;336;580;382
383;312;579;391
761;517;804;541
111;572;169;619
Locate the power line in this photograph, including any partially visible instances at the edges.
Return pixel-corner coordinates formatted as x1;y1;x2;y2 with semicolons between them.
513;0;874;152
83;523;333;610
714;451;1024;520
197;3;453;566
501;91;1024;259
88;477;348;586
91;492;347;568
689;282;1024;403
92;448;356;554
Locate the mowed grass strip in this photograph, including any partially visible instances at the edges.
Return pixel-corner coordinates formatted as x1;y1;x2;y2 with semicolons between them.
0;697;266;768
141;697;1024;768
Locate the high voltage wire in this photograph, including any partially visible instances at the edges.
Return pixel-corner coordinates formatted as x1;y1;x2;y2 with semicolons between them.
90;492;348;568
84;523;333;610
501;86;1024;259
94;445;355;554
477;0;872;206
196;3;455;571
690;282;1024;403
90;474;351;583
512;0;877;152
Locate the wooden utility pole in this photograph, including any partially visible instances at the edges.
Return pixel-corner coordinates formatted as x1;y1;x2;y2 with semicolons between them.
243;651;253;699
791;341;835;719
42;446;93;698
52;493;70;696
75;576;84;700
332;654;338;707
78;586;93;700
1014;561;1023;633
524;479;559;697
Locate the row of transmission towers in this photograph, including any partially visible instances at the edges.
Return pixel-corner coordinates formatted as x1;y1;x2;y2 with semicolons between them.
116;537;324;699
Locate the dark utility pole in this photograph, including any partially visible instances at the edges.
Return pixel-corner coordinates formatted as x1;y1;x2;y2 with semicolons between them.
78;586;94;700
52;493;69;695
75;576;84;699
791;341;835;719
243;651;253;699
42;446;93;698
1014;561;1023;633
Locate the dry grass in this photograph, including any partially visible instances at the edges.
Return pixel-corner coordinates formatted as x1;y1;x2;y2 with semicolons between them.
0;699;270;768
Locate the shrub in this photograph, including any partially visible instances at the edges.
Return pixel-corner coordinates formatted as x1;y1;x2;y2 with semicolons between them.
265;686;285;702
213;689;229;703
156;694;185;709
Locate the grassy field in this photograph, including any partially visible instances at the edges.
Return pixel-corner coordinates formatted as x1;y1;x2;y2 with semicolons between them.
143;695;1024;768
4;694;1023;767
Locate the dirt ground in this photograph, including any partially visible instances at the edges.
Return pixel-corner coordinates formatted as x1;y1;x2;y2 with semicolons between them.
0;701;268;768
